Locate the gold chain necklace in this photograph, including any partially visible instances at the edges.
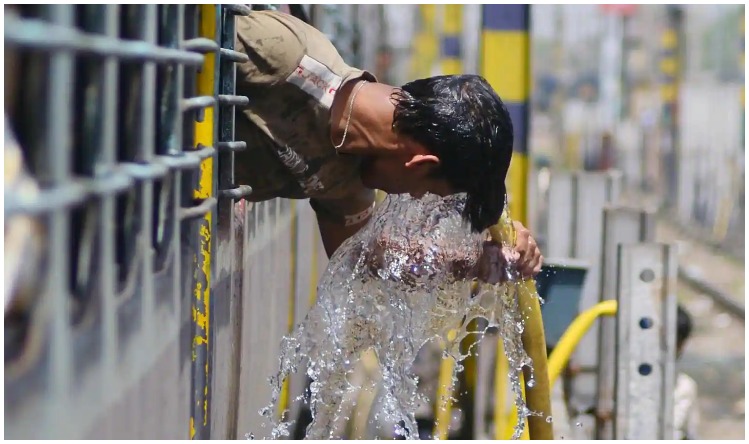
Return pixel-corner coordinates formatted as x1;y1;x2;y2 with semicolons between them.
333;80;368;150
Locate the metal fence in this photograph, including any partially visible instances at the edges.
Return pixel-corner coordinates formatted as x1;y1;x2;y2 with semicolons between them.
4;4;327;439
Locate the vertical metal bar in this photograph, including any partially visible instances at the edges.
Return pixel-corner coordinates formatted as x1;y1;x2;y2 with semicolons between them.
614;243;677;439
213;6;232;436
153;4;178;275
213;5;244;438
135;6;159;436
140;2;158;344
43;3;75;436
172;5;186;159
100;2;121;418
569;171;620;415
218;6;235;194
173;5;191;439
139;5;158;165
595;206;655;439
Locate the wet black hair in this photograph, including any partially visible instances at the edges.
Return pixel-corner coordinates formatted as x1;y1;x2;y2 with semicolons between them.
677;304;693;351
391;75;514;233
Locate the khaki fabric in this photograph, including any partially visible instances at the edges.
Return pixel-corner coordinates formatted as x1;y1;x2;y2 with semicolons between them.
234;10;377;224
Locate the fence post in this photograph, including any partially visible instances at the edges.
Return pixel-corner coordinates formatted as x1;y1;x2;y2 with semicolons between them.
614;243;678;439
595;206;656;439
568;170;621;422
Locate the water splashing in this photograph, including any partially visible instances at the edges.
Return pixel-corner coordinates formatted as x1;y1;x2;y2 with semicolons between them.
255;193;540;439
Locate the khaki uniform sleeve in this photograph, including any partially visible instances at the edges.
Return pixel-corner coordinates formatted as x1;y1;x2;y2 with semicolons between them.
234;10;307;86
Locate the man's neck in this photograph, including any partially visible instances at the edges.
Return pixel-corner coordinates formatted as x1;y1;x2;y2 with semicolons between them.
329;80;400;153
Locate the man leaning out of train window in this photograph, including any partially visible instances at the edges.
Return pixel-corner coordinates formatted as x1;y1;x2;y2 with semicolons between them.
230;9;543;279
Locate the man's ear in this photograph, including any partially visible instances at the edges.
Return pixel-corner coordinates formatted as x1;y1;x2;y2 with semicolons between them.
405;154;440;168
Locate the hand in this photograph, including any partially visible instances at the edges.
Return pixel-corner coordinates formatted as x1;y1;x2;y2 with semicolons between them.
512;220;543;278
476;221;543;284
476;241;519;285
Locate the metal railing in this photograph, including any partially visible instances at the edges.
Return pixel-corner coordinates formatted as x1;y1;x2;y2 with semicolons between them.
3;4;227;439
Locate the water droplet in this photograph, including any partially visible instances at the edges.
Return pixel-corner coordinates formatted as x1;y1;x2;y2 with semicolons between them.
546;416;553;423
576;421;583;428
527;378;536;388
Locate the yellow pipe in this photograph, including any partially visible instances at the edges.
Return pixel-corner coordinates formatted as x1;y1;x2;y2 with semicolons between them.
433;214;554;440
518;280;552;440
503;299;618;438
547;300;617;388
493;341;509;439
432;303;480;439
433;329;458;439
518;373;530;440
490;219;553;441
434;352;456;439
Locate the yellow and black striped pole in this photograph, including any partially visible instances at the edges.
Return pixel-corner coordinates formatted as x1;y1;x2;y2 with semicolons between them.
480;5;531;224
440;4;463;75
660;5;682;209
